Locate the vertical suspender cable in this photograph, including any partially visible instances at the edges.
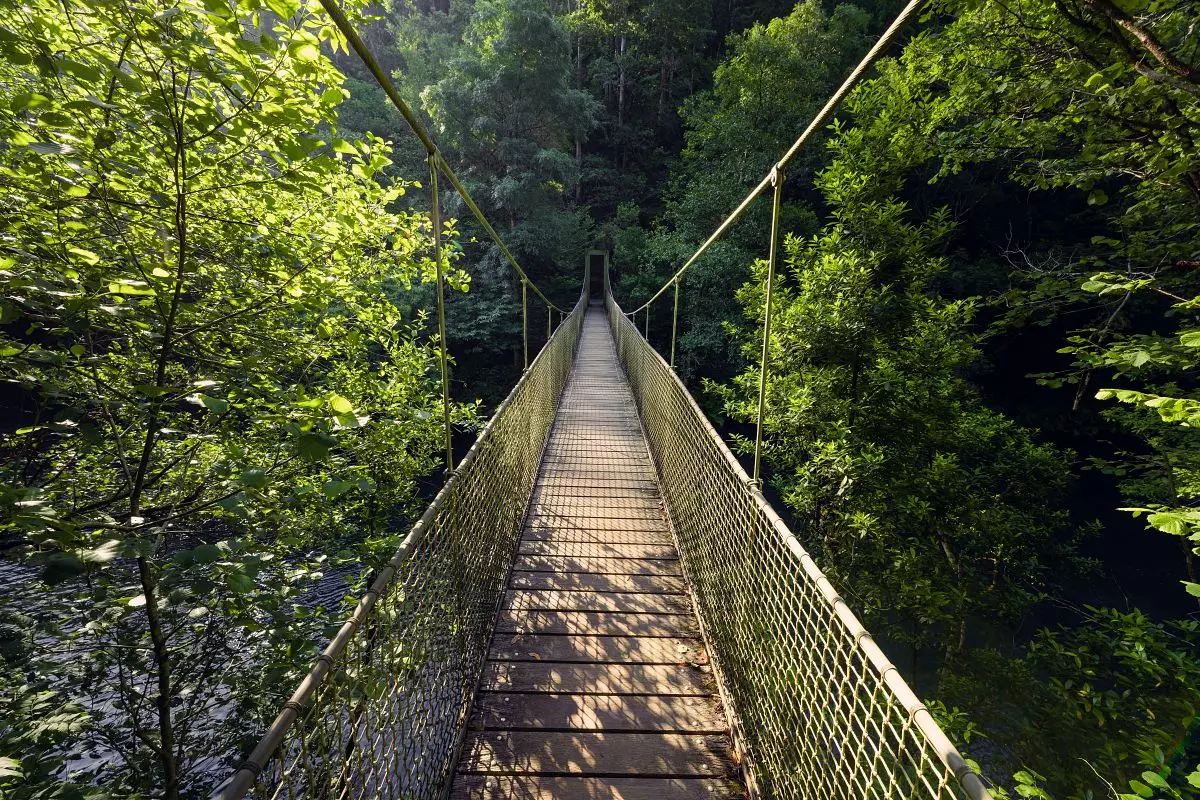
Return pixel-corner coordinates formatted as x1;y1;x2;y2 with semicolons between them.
522;279;529;371
547;305;552;342
429;153;453;470
645;305;650;339
670;279;680;369
752;169;784;484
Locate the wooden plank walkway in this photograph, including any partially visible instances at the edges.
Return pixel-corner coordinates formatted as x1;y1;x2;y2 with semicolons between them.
451;305;743;800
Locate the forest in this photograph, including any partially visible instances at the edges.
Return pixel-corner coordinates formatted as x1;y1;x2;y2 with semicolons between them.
0;0;1197;797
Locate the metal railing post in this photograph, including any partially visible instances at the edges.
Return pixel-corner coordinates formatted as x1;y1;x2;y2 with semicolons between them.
430;153;453;470
752;168;783;484
522;279;529;371
670;279;680;369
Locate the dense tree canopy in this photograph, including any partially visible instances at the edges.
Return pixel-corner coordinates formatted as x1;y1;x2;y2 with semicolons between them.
1;0;1198;796
0;0;464;795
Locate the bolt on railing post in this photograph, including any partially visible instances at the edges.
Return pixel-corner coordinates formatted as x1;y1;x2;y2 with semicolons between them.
670;278;681;369
522;278;529;371
752;167;784;484
429;153;453;470
644;304;650;339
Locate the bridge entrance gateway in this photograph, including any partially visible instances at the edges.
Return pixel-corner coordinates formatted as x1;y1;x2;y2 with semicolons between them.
216;1;993;797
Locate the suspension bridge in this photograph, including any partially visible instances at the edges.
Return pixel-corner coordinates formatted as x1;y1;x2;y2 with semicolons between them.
215;0;992;797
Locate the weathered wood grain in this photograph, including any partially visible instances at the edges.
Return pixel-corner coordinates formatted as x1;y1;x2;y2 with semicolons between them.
518;540;679;561
479;662;715;695
508;571;687;593
470;693;727;733
488;634;707;665
514;555;683;576
503;590;691;614
496;610;698;637
450;776;745;800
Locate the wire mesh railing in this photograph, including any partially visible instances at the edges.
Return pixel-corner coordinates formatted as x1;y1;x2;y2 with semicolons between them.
604;270;991;800
216;271;588;800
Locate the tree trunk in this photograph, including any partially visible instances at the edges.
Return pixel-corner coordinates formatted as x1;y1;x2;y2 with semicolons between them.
934;529;968;664
617;35;626;168
657;56;668;126
575;30;584;203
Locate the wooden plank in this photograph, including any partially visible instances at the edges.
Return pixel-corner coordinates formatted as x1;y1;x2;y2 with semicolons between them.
530;469;653;479
541;450;651;462
522;525;673;545
518;541;678;561
524;515;669;534
526;504;665;522
503;590;691;614
489;634;707;665
528;499;663;514
540;482;662;494
509;571;687;594
470;693;726;733
532;486;660;500
497;610;698;637
514;555;682;576
457;731;735;777
479;662;715;695
450;776;744;800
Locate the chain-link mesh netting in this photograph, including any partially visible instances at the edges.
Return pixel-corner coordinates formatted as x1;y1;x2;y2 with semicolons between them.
604;281;991;800
218;287;588;800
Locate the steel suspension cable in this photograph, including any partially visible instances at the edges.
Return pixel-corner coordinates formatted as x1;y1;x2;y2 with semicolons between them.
317;0;571;466
429;153;453;469
317;0;566;314
670;279;680;368
625;0;927;318
752;170;783;483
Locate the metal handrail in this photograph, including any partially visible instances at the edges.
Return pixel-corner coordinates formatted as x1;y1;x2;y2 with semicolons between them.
216;266;590;800
604;264;992;800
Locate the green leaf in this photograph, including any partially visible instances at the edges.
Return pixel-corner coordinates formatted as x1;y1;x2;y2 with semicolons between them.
297;431;336;461
330;394;354;414
239;468;268;488
68;246;101;265
193;544;222;564
108;280;156;296
1179;331;1200;348
290;41;320;62
322;479;354;499
1129;780;1153;798
225;572;255;594
199;394;229;414
1141;772;1170;790
264;0;300;17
